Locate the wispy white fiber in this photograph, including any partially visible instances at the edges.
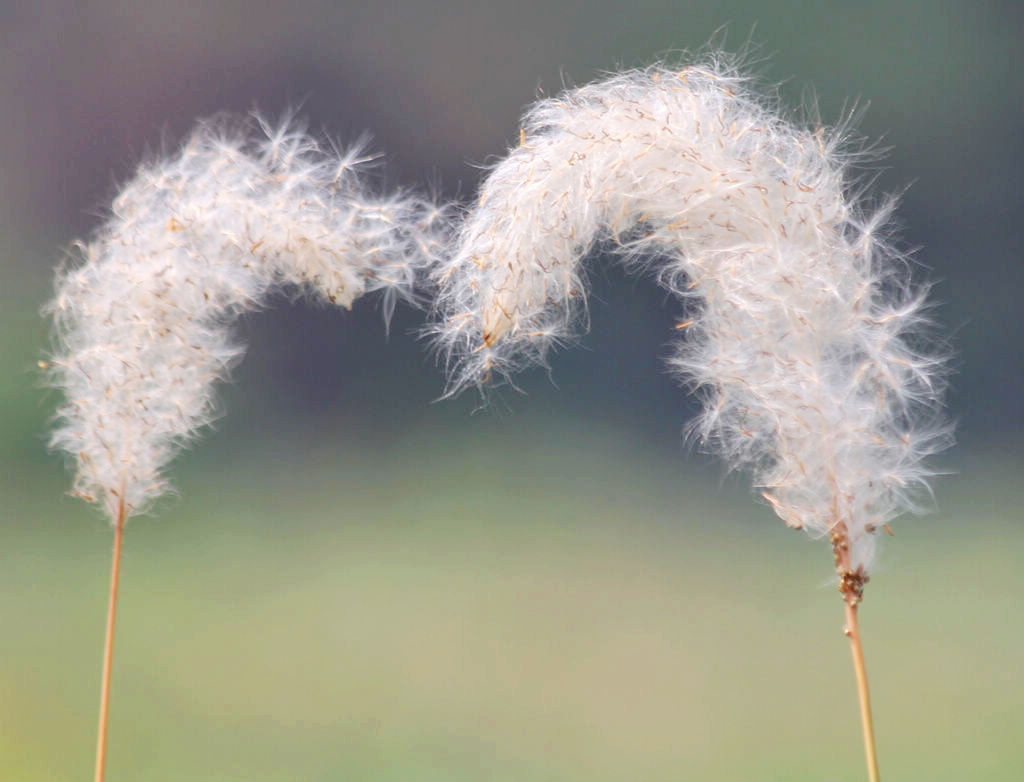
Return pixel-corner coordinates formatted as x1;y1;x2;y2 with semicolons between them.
48;117;447;522
431;56;950;575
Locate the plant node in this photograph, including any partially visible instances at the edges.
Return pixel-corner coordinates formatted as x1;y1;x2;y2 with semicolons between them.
831;523;870;606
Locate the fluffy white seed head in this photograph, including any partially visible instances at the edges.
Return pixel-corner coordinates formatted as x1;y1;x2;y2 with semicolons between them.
431;57;950;572
48;117;448;522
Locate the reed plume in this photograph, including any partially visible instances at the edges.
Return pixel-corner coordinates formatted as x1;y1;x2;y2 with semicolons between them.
431;54;950;780
45;51;951;781
48;117;445;522
46;116;446;782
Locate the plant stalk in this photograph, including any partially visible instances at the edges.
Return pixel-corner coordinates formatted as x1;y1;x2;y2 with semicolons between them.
94;495;125;782
845;601;880;782
831;521;880;782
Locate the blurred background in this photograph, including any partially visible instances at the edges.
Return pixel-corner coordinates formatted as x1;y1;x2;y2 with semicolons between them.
2;1;1022;780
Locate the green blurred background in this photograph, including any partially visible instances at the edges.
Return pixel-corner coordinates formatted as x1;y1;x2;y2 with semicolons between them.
2;2;1022;780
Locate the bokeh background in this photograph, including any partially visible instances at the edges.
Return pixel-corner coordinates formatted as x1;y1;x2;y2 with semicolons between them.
2;2;1022;780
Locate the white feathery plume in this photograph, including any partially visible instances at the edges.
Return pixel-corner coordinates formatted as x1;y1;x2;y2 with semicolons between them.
431;56;950;582
47;117;447;523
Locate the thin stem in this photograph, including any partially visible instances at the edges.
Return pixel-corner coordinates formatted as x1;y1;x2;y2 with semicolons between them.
831;521;880;782
94;495;125;782
845;602;880;782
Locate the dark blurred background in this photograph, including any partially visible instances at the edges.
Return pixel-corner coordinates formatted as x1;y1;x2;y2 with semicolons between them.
2;2;1022;780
